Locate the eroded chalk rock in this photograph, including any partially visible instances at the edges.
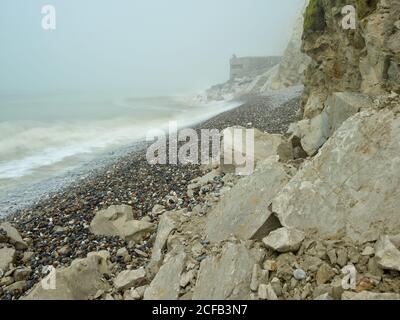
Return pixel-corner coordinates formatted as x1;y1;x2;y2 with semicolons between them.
220;127;293;174
114;268;147;291
0;247;16;273
375;235;400;272
205;158;291;243
0;222;28;250
192;242;256;300
144;250;187;300
262;227;305;253
23;251;113;300
90;205;155;242
273;109;400;243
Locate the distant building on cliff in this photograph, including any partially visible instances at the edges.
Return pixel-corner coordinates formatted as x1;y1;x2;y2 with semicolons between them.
229;54;281;80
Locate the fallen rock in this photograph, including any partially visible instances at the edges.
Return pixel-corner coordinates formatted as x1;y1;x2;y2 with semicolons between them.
273;109;400;243
289;113;330;156
361;246;375;256
258;284;278;300
123;288;141;300
144;250;186;300
180;270;195;288
220;127;293;174
14;267;32;282
193;242;256;300
374;235;400;272
314;293;333;300
23;251;113;300
206;158;291;242
324;92;374;135
0;223;28;250
148;211;179;275
90;205;155;242
316;263;335;285
114;268;147;291
0;247;16;273
262;227;305;253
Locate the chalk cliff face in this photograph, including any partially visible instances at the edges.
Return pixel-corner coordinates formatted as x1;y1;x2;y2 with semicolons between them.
267;1;311;90
301;0;400;112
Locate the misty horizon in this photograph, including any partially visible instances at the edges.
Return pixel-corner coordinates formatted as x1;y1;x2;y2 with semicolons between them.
0;0;302;97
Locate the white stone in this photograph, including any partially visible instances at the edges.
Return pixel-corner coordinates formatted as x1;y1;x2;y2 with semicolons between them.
144;251;186;300
148;211;178;274
23;251;113;300
90;205;155;242
258;284;278;300
114;268;147;291
375;235;400;272
220;127;293;174
0;247;16;273
273;109;400;243
206;158;291;242
262;227;305;253
361;246;375;256
193;242;256;300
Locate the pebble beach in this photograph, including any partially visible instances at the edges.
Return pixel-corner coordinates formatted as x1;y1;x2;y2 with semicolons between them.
0;88;302;299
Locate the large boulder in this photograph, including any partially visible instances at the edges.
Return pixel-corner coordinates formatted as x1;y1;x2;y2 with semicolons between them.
0;247;16;273
205;158;291;243
262;227;305;253
220;127;293;175
192;242;256;300
273;108;400;243
288;113;330;156
0;222;28;250
90;205;155;242
374;235;400;272
114;268;147;291
324;92;374;135
23;251;113;300
147;211;179;275
144;250;187;300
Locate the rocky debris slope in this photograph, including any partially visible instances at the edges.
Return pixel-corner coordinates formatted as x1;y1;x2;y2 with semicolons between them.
6;91;400;300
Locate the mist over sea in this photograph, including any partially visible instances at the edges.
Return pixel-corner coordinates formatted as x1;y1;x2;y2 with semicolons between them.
0;93;240;202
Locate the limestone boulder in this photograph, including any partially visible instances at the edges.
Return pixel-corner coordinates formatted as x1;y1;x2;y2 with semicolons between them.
288;113;330;156
375;235;400;272
205;158;291;243
262;227;305;253
114;268;147;291
144;250;186;300
192;242;256;300
23;251;113;300
324;92;374;135
0;222;28;250
220;126;293;175
273;108;400;243
147;211;179;275
90;205;155;242
0;247;16;273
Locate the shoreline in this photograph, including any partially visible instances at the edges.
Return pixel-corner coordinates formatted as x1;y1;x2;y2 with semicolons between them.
0;87;302;299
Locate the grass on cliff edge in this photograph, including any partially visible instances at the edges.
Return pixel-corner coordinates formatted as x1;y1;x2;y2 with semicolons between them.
304;0;379;33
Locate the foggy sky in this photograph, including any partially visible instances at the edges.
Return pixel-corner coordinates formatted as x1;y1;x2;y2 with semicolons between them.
0;0;303;97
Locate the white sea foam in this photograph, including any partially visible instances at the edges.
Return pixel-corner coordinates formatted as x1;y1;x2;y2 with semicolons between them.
0;95;240;193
